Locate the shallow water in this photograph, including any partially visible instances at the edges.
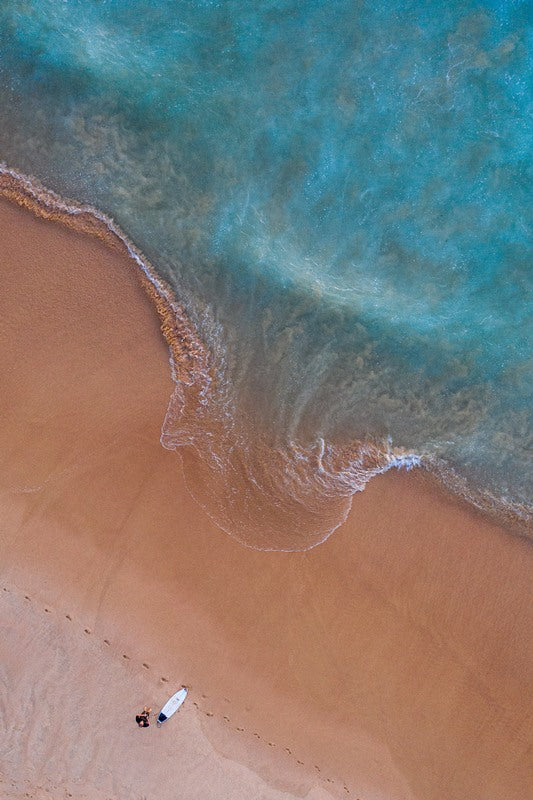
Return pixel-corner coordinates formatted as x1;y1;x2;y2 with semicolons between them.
0;1;531;547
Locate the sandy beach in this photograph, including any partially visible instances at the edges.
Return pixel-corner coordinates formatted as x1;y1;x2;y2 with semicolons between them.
0;195;532;800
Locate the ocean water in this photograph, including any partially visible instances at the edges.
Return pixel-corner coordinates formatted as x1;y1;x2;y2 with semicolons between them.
0;0;531;548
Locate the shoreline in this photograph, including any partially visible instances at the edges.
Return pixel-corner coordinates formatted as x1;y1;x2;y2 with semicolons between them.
0;163;530;544
0;163;209;390
1;187;532;799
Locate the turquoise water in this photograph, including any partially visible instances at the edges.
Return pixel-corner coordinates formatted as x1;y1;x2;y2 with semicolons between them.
0;1;531;547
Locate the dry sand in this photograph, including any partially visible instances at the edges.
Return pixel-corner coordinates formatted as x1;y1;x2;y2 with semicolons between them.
0;196;532;800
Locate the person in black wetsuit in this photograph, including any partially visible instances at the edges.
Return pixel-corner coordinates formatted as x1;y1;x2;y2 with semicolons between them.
135;706;152;727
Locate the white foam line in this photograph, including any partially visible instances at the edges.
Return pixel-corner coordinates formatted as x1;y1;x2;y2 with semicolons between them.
0;162;175;313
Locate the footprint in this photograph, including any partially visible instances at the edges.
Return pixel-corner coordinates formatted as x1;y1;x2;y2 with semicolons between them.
142;662;150;669
224;697;230;703
206;711;213;717
285;747;292;754
65;614;72;621
122;654;129;660
315;765;321;772
103;639;110;645
161;676;168;682
268;742;275;747
44;608;50;613
84;628;91;634
223;716;230;722
297;760;304;765
193;702;199;708
236;727;244;732
24;595;30;601
201;693;207;699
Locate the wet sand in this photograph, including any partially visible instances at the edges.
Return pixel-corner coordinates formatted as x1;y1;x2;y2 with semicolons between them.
0;196;531;800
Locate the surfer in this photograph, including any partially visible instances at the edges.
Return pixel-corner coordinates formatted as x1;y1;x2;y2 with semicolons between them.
135;706;152;728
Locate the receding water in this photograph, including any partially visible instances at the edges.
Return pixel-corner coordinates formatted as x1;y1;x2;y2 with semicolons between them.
0;0;531;548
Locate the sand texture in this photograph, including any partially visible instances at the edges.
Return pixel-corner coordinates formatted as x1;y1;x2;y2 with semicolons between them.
0;197;532;800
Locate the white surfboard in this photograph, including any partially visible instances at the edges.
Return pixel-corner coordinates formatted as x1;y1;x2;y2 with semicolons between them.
156;687;188;726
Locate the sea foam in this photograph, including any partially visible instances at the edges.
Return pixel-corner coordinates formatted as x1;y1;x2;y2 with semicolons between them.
0;1;531;548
